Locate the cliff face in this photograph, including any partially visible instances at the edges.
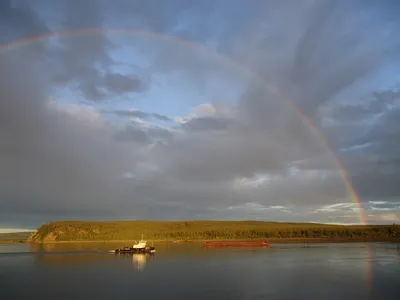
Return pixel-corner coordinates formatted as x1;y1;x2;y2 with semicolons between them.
27;230;58;242
27;231;39;243
26;221;104;242
26;223;59;242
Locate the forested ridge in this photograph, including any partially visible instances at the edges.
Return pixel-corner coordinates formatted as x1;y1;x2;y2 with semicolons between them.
27;220;400;242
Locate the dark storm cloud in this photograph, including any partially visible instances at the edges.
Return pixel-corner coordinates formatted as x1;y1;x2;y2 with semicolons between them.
1;0;400;228
0;0;49;43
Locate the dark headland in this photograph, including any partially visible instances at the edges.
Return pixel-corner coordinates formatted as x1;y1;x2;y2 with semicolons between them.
22;220;400;243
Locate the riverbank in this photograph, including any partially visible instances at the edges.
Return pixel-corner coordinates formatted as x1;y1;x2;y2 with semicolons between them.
0;241;26;244
3;236;396;244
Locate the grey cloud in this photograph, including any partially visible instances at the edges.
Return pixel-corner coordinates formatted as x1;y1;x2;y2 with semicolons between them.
76;73;147;101
223;0;400;118
113;125;150;144
359;107;400;145
236;84;328;161
149;117;325;184
46;1;146;101
113;110;171;122
0;0;49;43
0;51;147;226
152;113;172;122
1;0;400;228
27;0;113;101
112;120;174;144
328;89;399;123
79;81;107;101
105;73;144;93
181;116;232;132
126;0;400;221
104;0;222;36
334;104;400;201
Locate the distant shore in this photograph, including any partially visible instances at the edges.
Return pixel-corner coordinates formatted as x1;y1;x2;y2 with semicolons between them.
0;237;395;244
5;221;400;244
0;232;33;244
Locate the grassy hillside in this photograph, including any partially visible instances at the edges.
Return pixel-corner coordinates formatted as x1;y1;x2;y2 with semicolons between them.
0;232;33;243
27;220;400;242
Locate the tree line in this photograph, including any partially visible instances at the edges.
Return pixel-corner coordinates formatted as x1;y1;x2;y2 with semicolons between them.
28;221;400;242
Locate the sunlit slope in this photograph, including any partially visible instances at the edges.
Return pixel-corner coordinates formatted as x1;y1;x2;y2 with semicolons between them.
27;220;400;242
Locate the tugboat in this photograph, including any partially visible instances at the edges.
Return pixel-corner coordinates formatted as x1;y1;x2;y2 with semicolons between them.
111;234;156;254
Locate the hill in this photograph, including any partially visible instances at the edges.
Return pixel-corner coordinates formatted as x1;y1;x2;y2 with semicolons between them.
27;220;400;243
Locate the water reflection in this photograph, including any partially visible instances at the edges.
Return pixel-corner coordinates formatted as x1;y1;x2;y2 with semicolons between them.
132;253;149;271
1;242;400;299
32;252;115;266
365;243;374;295
29;242;124;253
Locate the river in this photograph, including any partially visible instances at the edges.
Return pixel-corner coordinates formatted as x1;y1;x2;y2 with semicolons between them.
1;242;399;299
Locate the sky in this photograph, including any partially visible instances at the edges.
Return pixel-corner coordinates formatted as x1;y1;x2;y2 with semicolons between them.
1;0;400;231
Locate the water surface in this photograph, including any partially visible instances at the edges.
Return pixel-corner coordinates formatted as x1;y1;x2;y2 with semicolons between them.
1;242;399;299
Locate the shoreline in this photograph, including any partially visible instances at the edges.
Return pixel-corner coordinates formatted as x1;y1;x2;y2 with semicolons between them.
2;237;396;244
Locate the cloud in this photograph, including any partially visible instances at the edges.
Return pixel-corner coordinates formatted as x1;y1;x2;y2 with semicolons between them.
113;109;172;122
113;124;150;144
217;0;400;122
227;203;289;212
0;51;149;227
181;116;232;132
325;89;399;123
17;0;146;102
104;73;144;93
1;0;400;228
312;203;359;213
0;0;50;44
368;213;400;223
178;103;217;121
369;201;388;205
49;102;103;127
335;104;400;201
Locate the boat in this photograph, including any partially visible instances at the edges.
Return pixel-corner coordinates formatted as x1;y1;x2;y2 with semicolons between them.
203;240;269;248
112;246;156;254
111;234;156;254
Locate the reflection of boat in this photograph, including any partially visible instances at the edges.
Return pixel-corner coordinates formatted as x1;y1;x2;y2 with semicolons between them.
111;234;156;253
132;253;147;270
203;240;269;248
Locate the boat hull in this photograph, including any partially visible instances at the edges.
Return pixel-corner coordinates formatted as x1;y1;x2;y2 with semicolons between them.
113;247;156;254
203;241;269;248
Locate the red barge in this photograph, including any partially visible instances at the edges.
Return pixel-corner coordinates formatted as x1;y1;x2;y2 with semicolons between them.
203;240;269;248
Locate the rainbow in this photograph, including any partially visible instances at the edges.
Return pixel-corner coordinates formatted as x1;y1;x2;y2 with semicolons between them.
0;28;367;225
